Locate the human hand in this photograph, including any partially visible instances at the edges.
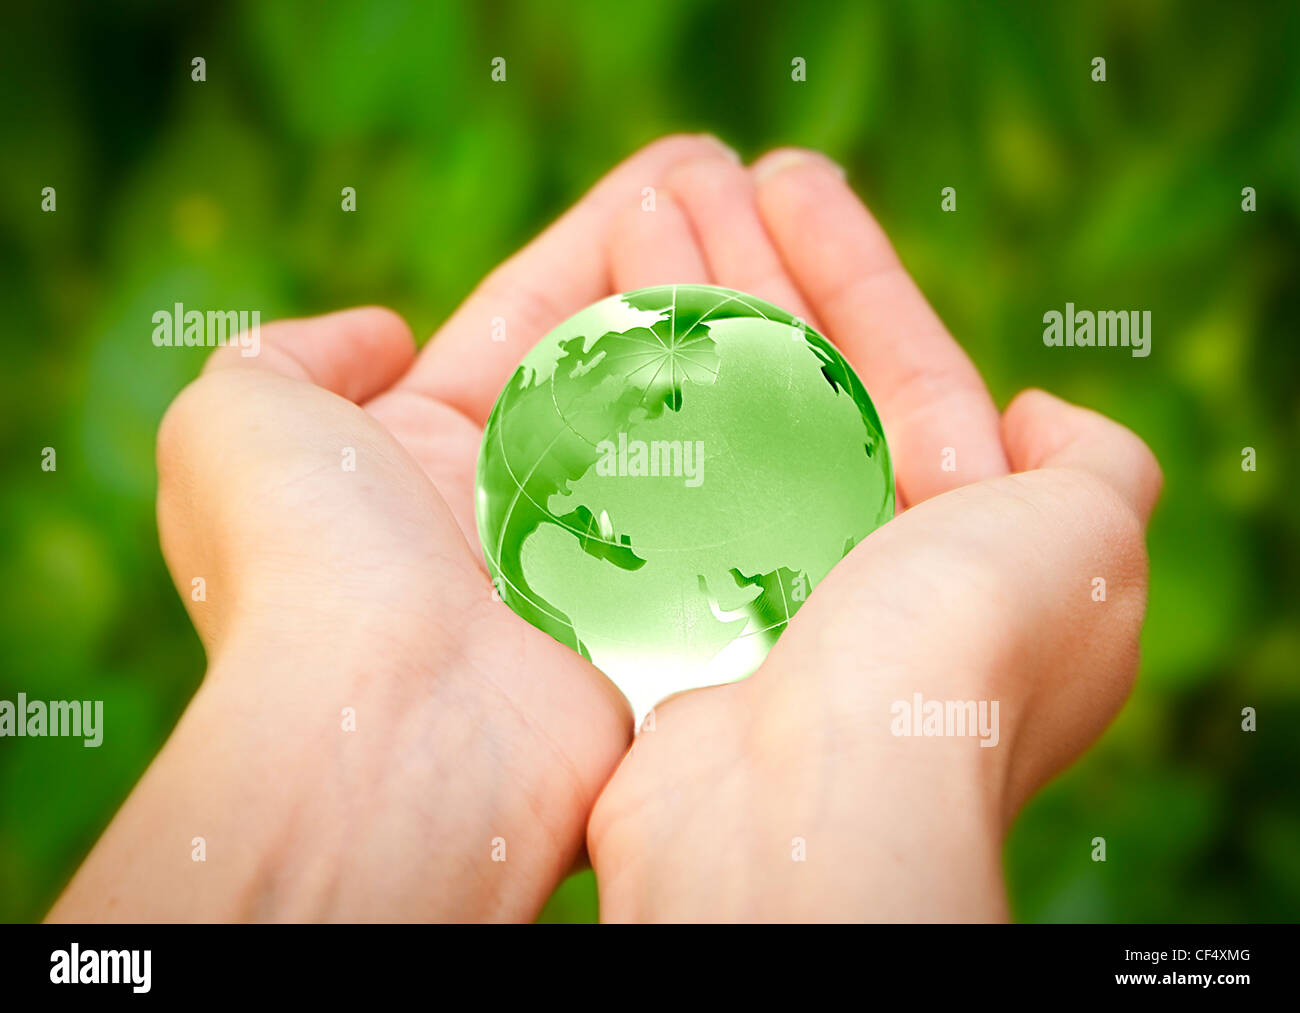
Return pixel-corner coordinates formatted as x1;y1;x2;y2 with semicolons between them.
586;148;1162;921
48;134;742;922
50;136;1159;924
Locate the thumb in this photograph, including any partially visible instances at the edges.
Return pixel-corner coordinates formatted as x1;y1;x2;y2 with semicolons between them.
1001;388;1163;526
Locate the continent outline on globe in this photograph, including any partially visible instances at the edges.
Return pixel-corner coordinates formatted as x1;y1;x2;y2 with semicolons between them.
476;284;894;719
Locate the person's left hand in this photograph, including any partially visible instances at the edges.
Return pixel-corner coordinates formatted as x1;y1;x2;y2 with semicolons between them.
584;147;1160;922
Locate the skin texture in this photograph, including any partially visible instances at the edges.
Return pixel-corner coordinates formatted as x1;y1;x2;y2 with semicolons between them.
47;135;1159;923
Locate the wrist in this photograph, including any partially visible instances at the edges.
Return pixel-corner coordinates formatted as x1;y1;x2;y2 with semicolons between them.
196;613;606;921
590;665;1010;922
756;666;1010;919
53;603;618;922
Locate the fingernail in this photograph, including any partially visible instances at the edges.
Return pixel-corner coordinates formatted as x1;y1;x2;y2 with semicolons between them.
754;149;847;183
700;134;742;163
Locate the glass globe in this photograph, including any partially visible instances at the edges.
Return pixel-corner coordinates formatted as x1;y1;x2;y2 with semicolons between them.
476;284;893;718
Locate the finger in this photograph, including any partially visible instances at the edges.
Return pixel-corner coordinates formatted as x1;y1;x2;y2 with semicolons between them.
662;155;814;322
1002;388;1163;525
607;191;711;290
752;149;1008;504
755;454;1151;826
203;306;416;404
364;388;485;560
370;193;713;562
398;134;740;425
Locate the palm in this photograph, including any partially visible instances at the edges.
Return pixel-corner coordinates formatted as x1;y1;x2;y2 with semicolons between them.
159;135;1157;921
360;380;633;773
160;139;750;913
576;143;1158;920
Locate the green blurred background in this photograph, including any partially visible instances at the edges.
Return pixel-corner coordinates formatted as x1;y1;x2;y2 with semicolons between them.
1;0;1297;923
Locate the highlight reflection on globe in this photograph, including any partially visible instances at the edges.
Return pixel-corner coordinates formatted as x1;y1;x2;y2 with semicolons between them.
475;284;894;718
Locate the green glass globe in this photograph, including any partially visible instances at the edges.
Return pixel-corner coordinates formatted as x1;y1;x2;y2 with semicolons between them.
476;284;893;718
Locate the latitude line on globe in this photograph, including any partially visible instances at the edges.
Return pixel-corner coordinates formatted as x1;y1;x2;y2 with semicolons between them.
492;403;668;552
475;283;894;711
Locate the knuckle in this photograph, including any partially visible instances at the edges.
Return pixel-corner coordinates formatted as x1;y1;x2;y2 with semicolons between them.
884;346;988;428
477;267;570;337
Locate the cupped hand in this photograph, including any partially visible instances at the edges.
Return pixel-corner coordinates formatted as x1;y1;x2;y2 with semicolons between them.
586;148;1162;921
52;135;1161;925
50;134;741;922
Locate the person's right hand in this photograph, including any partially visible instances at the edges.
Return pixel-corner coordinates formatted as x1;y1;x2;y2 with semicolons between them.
49;134;742;923
587;148;1162;921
